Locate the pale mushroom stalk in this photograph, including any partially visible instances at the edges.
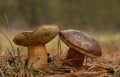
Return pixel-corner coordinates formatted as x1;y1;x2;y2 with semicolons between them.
67;48;85;66
28;44;48;67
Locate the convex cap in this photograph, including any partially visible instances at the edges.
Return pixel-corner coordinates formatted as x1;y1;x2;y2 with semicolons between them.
13;24;59;46
59;29;102;58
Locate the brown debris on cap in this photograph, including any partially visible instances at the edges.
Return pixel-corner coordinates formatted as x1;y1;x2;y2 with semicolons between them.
13;24;59;46
59;29;102;58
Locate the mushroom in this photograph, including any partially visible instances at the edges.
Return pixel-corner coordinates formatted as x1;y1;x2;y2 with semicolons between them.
13;24;59;68
59;29;102;67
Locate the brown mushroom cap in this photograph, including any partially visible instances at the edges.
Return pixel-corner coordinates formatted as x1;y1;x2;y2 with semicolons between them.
59;29;102;58
13;24;59;46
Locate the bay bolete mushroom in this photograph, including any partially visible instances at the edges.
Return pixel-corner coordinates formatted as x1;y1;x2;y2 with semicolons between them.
13;24;59;68
59;29;102;67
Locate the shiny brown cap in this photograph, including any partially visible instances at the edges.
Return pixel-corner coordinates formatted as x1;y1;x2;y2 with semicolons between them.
59;29;102;58
13;24;59;46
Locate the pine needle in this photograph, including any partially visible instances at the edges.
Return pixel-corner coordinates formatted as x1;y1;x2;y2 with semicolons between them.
0;30;15;56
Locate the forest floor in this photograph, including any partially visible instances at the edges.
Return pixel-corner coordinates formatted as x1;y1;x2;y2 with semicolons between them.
0;29;120;77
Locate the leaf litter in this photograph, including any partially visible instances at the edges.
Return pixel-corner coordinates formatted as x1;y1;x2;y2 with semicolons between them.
0;45;119;77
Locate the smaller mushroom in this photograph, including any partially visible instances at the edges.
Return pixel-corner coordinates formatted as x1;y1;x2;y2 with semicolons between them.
13;24;59;68
59;29;102;67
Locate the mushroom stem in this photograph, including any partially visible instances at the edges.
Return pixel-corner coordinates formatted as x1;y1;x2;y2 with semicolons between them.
28;44;48;68
66;48;85;67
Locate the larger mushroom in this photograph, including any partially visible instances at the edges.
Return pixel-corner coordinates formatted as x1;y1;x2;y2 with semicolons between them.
59;29;102;67
13;24;59;68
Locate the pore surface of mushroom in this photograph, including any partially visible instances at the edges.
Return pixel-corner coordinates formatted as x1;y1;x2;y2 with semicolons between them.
59;29;102;67
13;24;59;68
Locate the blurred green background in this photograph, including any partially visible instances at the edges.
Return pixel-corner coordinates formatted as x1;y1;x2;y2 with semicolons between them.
0;0;120;31
0;0;119;58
